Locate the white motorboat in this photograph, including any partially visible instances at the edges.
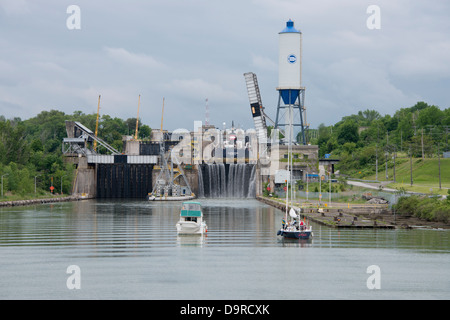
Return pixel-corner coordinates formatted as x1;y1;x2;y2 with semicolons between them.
148;195;195;201
176;201;208;235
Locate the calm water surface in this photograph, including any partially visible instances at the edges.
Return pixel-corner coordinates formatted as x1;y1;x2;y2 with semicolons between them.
1;198;449;299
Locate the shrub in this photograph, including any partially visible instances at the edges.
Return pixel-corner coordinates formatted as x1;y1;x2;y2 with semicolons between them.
395;195;450;222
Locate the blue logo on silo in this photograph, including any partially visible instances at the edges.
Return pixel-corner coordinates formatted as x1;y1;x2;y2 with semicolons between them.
287;54;297;64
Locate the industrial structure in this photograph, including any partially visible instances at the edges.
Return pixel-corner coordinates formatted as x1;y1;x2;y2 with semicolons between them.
63;20;319;200
243;19;318;192
275;19;308;145
63;121;157;199
243;72;272;144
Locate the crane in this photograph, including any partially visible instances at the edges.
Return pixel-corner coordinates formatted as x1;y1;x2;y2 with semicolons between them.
160;97;165;132
134;94;140;140
93;95;101;151
243;72;275;144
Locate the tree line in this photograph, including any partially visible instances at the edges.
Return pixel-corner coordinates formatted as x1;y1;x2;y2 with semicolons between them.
0;110;151;198
1;102;448;198
308;101;449;176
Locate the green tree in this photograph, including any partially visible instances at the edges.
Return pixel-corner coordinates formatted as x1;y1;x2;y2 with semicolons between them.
417;105;444;127
0;119;30;165
139;124;152;139
337;120;359;145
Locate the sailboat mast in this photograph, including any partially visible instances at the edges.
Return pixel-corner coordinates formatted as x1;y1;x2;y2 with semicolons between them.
289;103;293;210
160;97;165;133
93;95;101;151
285;179;288;222
134;94;140;140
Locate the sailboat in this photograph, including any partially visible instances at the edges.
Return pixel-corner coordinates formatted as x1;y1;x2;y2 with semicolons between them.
277;207;312;239
276;104;312;240
276;178;313;239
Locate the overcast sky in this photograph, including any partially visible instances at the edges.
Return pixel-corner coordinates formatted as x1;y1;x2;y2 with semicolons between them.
0;0;449;132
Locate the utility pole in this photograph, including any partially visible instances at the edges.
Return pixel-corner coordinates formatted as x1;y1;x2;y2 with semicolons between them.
400;130;403;153
375;151;378;181
446;126;449;152
421;128;424;160
385;152;388;180
393;146;396;183
376;126;379;181
385;131;389;181
410;145;413;186
438;143;441;190
428;125;442;190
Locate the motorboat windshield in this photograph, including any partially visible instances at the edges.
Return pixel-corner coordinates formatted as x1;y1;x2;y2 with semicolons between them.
180;202;202;217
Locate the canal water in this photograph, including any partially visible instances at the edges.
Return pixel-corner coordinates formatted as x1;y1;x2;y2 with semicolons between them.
0;198;449;300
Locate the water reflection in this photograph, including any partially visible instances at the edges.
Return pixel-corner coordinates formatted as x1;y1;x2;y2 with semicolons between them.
176;234;207;247
279;238;313;248
0;199;449;253
1;198;449;300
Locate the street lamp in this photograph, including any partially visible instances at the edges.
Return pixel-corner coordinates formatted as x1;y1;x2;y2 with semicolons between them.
319;173;322;205
328;171;332;205
1;173;9;197
306;169;309;201
35;175;40;194
61;175;67;194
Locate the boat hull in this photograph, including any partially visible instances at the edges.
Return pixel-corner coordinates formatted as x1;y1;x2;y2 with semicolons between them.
148;195;195;201
277;229;312;240
176;221;207;235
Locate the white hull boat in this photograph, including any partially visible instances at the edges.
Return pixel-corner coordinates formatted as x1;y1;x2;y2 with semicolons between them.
148;195;195;201
176;220;208;235
176;201;208;235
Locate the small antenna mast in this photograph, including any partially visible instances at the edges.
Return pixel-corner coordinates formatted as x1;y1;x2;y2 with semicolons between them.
134;94;140;140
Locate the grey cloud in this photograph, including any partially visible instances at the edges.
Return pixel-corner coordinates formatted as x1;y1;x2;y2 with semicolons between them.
0;0;448;130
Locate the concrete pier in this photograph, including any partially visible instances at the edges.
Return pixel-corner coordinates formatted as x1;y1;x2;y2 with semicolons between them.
257;196;395;229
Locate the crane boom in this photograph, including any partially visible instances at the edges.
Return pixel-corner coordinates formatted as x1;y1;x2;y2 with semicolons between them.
134;94;140;140
244;72;269;144
93;94;101;150
160;97;165;132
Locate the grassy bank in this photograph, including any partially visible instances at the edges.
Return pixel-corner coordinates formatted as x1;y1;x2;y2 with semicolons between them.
362;157;449;195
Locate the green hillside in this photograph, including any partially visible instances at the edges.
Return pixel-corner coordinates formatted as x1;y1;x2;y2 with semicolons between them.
366;157;450;195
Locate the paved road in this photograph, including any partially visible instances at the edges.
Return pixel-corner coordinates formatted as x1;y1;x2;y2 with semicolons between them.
346;180;398;192
346;180;447;198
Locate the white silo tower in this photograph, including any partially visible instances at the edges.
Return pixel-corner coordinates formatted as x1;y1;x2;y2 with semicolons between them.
278;19;301;95
274;19;308;145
